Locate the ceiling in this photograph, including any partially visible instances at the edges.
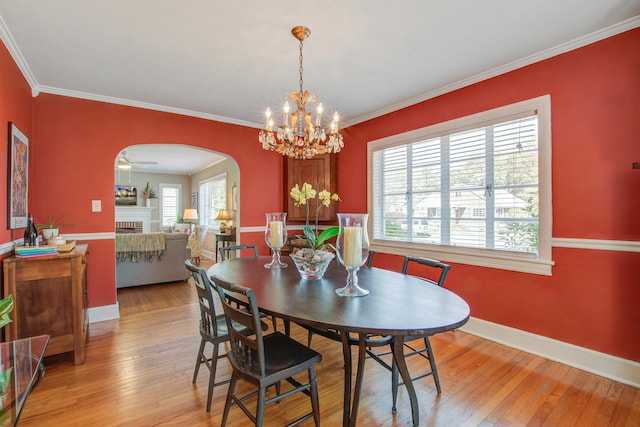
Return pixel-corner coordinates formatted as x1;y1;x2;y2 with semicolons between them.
1;1;638;173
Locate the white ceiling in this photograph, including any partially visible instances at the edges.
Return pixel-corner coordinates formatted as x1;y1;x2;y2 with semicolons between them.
1;1;638;173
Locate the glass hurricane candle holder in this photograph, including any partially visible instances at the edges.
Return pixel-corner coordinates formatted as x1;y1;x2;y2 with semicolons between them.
264;212;288;269
335;213;370;297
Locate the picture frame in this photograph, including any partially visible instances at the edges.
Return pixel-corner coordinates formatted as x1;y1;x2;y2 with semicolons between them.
232;185;238;211
7;123;29;229
191;192;198;209
115;185;137;206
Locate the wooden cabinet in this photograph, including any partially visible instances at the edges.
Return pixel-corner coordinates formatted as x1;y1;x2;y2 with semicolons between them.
284;154;338;221
3;244;88;365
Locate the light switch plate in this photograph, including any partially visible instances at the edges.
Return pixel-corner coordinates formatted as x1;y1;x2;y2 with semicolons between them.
92;200;102;212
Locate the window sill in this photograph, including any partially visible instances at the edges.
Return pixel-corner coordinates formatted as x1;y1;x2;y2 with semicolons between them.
371;240;553;275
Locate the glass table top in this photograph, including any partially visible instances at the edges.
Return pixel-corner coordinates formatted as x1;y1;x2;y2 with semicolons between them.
0;335;49;426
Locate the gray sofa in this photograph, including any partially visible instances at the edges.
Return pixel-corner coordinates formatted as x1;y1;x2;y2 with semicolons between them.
116;233;190;288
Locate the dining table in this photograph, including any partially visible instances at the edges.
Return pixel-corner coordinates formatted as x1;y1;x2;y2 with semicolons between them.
208;256;470;427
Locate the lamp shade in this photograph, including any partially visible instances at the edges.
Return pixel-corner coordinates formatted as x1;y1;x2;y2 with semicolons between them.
215;209;231;221
183;209;199;221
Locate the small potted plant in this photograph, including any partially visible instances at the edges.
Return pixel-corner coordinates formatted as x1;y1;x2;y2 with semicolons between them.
141;181;157;207
37;213;73;240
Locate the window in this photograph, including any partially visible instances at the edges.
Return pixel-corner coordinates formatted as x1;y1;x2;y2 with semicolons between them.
368;96;552;275
199;174;227;227
160;183;181;227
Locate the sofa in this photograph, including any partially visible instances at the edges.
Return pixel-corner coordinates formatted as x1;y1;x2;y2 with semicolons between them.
116;232;190;288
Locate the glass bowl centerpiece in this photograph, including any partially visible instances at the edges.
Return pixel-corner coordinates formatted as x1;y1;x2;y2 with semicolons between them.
289;183;340;280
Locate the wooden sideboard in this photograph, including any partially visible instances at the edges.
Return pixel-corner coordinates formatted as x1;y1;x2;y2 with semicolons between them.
3;244;88;365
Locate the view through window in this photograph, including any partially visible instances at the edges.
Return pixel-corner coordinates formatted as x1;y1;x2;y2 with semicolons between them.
369;96;552;274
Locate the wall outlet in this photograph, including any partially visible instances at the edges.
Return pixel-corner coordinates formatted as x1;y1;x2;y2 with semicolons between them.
92;200;102;212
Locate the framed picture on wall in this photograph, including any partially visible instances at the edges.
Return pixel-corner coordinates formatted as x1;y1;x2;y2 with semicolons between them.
115;185;137;206
7;122;29;229
191;192;198;209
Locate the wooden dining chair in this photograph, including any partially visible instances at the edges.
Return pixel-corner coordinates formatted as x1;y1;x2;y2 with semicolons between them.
304;255;451;414
219;244;258;261
212;276;322;427
370;256;451;411
218;244;289;335
185;260;238;412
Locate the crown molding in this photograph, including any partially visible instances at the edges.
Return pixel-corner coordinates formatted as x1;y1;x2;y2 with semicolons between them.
0;13;39;95
2;11;638;129
346;16;640;127
37;85;263;129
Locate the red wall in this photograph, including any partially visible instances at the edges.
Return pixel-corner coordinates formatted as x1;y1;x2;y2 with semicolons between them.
1;28;638;361
339;28;640;361
30;96;283;307
0;41;32;245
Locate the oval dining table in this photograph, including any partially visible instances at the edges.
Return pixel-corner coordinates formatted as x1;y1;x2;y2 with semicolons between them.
208;256;470;427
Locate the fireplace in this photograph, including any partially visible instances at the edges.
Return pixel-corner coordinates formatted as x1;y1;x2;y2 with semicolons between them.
115;207;152;233
115;221;143;234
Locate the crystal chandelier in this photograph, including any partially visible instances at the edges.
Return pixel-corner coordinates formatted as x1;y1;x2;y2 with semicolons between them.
259;26;344;159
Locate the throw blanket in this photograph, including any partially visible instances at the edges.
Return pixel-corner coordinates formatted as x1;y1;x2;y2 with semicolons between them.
116;233;166;263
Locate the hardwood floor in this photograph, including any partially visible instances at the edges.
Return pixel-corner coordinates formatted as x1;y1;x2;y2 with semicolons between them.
19;258;639;426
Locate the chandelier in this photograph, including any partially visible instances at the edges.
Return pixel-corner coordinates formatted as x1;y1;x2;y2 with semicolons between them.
259;26;344;159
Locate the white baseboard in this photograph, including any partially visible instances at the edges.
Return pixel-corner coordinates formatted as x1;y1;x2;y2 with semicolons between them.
88;303;120;323
459;317;640;388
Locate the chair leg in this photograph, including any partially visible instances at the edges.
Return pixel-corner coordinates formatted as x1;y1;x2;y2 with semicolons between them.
256;386;267;427
284;319;291;336
309;366;321;426
391;356;399;413
425;337;441;393
307;329;314;347
192;339;206;383
206;343;219;412
221;373;237;427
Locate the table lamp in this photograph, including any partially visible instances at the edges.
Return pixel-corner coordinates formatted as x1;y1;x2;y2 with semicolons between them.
215;209;231;232
183;209;199;231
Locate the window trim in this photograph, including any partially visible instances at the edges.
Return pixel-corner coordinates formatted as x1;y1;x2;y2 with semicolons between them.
367;95;553;275
199;173;227;228
159;183;182;228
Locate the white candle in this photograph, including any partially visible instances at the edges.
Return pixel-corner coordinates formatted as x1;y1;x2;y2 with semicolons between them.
343;226;362;267
269;221;283;248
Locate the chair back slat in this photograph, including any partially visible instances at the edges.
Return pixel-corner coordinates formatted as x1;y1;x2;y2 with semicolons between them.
212;276;268;378
401;256;451;287
219;244;259;261
185;260;221;337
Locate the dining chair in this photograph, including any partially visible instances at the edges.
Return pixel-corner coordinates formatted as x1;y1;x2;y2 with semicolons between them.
218;244;288;335
185;259;237;412
304;255;451;414
370;256;451;411
212;276;322;427
219;244;259;261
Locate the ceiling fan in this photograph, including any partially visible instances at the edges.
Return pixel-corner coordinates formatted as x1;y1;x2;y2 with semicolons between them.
116;150;158;169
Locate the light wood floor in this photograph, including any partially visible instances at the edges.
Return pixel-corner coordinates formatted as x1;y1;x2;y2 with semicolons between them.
18;258;639;426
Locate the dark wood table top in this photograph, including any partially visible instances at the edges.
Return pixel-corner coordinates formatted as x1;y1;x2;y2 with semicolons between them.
208;256;470;337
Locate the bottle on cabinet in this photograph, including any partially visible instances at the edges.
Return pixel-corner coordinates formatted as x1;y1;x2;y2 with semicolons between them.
23;213;38;247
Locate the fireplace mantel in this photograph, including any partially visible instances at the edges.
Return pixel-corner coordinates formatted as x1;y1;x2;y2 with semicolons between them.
115;207;153;233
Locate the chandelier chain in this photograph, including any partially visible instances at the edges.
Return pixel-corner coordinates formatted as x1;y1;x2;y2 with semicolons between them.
298;39;304;94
